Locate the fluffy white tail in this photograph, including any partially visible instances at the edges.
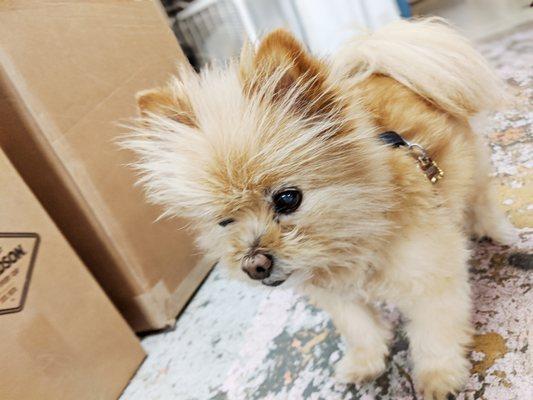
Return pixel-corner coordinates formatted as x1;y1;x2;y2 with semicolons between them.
332;18;505;118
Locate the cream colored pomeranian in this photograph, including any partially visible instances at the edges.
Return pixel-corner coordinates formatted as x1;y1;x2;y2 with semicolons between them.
125;18;515;399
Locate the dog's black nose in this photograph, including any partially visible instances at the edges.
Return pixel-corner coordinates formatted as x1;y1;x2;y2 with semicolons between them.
242;253;273;280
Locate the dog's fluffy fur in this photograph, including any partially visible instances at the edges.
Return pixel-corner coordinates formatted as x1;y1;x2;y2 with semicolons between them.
124;18;514;399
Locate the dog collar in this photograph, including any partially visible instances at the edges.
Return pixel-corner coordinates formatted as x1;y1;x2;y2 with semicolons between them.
379;131;444;184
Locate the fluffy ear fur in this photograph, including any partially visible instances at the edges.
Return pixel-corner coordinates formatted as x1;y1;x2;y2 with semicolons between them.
136;82;197;127
240;29;339;117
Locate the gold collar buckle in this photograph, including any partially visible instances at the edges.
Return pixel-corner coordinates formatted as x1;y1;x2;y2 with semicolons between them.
407;143;444;184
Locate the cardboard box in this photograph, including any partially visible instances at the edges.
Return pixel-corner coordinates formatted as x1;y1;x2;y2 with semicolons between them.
0;0;210;331
0;149;145;399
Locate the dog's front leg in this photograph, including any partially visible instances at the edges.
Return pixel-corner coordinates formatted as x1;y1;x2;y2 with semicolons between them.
395;229;473;400
308;288;392;383
401;284;472;400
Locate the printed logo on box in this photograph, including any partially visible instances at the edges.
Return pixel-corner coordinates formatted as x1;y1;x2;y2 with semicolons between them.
0;233;40;315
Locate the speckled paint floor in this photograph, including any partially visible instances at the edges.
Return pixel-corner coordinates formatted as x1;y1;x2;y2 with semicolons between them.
121;24;533;400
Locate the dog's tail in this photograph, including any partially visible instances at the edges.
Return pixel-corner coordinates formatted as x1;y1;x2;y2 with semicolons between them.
332;18;505;118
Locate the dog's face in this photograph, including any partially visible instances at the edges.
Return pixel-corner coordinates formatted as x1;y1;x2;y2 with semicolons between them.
126;30;393;287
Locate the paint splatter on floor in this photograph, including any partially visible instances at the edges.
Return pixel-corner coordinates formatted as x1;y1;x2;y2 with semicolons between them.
121;25;532;400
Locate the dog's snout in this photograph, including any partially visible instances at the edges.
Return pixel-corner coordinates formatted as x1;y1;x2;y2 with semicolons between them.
241;253;273;280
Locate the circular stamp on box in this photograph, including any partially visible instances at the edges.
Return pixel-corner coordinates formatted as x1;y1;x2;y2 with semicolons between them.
0;233;40;315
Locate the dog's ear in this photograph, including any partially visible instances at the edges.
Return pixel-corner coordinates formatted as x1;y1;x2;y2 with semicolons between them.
136;85;196;127
240;29;333;113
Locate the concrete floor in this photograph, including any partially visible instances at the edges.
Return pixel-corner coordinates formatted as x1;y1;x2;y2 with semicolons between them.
412;0;532;40
121;9;533;400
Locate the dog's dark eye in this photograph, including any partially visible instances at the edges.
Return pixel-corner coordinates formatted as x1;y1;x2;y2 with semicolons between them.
273;188;302;215
218;218;235;227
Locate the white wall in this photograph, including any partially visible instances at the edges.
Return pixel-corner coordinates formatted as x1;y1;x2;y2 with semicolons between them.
293;0;400;55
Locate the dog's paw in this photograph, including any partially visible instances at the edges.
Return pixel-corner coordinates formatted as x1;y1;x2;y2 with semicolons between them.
488;220;520;246
417;360;469;400
334;347;388;384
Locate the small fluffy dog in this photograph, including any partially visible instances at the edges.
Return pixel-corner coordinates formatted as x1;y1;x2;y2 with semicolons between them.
125;19;514;399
